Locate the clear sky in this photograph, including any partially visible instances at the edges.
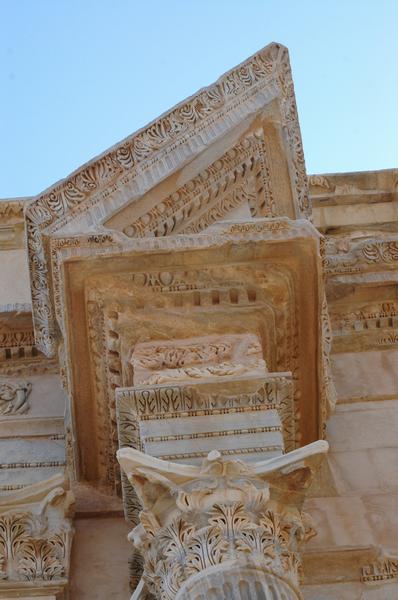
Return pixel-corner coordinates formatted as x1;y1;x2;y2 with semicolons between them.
1;0;397;198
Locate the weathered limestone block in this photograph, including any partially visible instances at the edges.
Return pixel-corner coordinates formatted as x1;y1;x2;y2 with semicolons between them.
118;440;328;599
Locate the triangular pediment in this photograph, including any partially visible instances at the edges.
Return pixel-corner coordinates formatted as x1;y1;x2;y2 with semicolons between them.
25;42;309;356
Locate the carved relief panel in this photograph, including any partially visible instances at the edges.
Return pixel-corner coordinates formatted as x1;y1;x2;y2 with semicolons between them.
130;333;267;386
0;380;31;415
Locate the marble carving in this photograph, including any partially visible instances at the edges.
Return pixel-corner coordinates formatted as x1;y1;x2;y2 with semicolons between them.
117;441;328;599
0;41;397;599
0;380;31;415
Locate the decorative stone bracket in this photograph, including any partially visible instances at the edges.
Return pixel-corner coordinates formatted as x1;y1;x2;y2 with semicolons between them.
0;473;74;599
118;440;328;600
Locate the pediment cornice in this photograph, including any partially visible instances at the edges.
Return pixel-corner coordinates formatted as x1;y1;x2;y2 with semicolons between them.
25;42;309;357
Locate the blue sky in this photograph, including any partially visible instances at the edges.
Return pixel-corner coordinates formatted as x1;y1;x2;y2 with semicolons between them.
1;0;397;198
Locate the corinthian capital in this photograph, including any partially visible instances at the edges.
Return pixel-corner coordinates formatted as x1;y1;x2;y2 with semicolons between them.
117;441;328;600
0;473;74;598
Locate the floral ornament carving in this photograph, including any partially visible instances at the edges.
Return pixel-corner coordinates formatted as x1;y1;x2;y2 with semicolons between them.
121;130;275;239
0;473;74;594
320;296;337;424
0;380;32;415
132;341;233;371
26;43;309;358
116;374;296;531
118;441;327;599
361;555;398;584
0;513;67;581
325;234;398;275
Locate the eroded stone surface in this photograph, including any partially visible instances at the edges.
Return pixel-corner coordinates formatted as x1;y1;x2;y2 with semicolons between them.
0;42;397;599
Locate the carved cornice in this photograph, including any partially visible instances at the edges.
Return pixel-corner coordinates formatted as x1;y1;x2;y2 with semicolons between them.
50;217;320;332
309;170;398;204
325;234;398;277
0;200;26;223
46;217;329;486
0;306;45;366
117;441;327;599
325;233;398;351
329;300;398;352
25;43;309;357
0;199;28;250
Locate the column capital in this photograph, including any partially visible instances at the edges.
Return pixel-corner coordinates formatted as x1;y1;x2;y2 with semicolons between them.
0;473;74;598
118;441;327;599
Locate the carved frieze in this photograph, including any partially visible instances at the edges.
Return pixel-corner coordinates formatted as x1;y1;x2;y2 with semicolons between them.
325;233;398;276
116;130;275;238
361;555;398;584
116;374;296;525
131;333;266;386
324;232;398;352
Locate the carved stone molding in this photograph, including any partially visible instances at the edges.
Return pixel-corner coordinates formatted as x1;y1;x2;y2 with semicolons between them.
0;307;40;364
324;232;398;352
330;300;398;352
0;199;27;250
111;130;275;239
361;556;398;584
0;200;25;224
0;358;58;378
0;473;74;598
325;233;398;277
25;43;309;358
116;374;296;525
130;333;267;386
47;217;328;487
117;441;327;599
0;380;32;415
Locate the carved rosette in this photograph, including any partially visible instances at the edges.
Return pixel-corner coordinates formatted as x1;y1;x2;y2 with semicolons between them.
118;441;327;599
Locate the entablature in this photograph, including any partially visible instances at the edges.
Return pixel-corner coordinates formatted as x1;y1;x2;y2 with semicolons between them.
49;218;332;489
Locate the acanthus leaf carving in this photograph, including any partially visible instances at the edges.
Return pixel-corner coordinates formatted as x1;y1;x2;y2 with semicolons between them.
117;442;327;600
0;474;74;591
26;43;309;358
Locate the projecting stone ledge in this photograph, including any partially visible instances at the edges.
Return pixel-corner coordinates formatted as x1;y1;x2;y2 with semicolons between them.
117;440;328;600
